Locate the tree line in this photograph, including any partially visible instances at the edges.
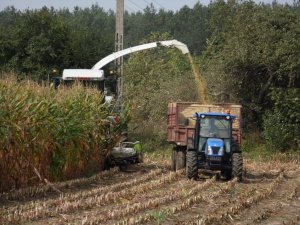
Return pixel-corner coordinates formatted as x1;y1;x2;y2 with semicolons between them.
0;0;299;150
0;2;211;79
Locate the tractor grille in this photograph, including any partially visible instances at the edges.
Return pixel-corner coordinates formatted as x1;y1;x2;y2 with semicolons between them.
212;146;220;155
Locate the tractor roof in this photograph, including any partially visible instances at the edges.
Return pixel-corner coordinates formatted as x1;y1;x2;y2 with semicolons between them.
193;112;236;119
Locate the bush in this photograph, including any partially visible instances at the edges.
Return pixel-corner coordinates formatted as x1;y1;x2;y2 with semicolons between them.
263;88;300;151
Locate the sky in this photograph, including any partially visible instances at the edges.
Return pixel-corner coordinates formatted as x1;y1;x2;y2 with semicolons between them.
0;0;294;12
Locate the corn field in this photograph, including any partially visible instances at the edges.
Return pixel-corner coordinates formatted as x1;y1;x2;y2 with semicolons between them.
0;77;119;192
1;152;300;225
0;78;300;225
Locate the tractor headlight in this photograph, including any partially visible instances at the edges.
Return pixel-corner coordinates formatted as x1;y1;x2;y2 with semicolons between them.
207;145;213;155
218;146;224;155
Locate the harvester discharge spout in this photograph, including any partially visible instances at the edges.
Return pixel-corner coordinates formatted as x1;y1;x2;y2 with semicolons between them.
158;40;190;55
92;39;189;70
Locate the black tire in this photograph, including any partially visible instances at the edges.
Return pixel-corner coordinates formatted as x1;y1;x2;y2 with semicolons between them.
221;169;232;180
104;157;111;170
171;148;176;171
186;150;198;179
119;162;129;171
176;149;186;170
232;152;243;182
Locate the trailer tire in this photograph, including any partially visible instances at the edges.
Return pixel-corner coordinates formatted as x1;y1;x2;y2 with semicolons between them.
186;150;198;179
232;152;243;182
171;148;176;171
176;149;186;170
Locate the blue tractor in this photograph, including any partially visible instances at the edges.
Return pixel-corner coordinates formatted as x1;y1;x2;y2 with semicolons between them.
185;112;243;181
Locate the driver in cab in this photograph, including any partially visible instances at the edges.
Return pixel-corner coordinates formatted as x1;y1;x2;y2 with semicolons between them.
208;119;219;138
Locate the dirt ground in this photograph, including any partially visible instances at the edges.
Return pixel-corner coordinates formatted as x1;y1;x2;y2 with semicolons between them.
0;154;299;225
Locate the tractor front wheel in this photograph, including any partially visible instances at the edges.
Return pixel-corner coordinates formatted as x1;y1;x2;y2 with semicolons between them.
232;152;243;182
186;150;198;179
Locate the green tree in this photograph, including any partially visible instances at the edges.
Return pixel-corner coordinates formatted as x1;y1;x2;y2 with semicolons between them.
201;1;300;128
0;5;115;79
2;7;70;79
124;32;197;149
263;88;300;151
64;5;115;68
172;3;210;54
0;6;20;27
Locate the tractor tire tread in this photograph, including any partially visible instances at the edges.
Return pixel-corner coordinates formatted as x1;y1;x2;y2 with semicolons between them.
232;152;243;182
186;150;198;179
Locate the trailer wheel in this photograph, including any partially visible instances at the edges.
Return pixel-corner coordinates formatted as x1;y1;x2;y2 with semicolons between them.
171;148;176;171
232;152;243;182
176;149;186;170
186;150;198;179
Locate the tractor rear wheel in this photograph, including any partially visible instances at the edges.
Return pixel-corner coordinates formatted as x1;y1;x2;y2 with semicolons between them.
186;150;198;179
176;149;186;170
232;152;243;182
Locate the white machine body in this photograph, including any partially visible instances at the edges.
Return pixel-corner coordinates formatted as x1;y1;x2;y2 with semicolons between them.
62;69;104;81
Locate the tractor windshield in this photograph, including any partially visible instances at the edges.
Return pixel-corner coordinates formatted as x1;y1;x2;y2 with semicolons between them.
199;116;231;139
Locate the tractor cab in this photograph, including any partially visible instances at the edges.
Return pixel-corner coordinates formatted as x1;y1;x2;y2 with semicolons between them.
195;112;236;168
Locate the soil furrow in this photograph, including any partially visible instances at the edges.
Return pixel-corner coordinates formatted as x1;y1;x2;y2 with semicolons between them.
1;157;299;225
3;170;182;224
2;168;163;214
